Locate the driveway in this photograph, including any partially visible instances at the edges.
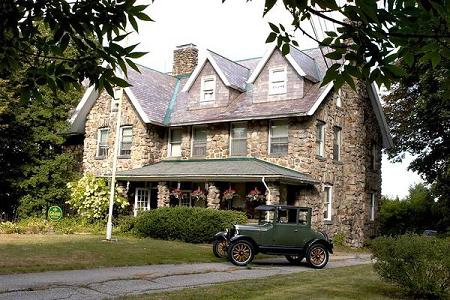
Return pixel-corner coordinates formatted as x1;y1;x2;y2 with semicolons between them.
0;253;371;300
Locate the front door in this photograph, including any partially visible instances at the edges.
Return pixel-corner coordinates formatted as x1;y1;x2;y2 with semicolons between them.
134;188;150;216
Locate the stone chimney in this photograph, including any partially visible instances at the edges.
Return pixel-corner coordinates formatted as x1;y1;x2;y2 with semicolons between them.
172;43;198;76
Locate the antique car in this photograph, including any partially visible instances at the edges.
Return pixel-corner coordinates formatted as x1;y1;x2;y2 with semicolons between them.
212;205;333;268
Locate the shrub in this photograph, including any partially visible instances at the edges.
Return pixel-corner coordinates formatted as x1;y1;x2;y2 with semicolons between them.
115;215;136;234
17;217;52;234
0;221;24;234
66;173;129;220
333;232;346;247
134;207;247;243
370;235;450;298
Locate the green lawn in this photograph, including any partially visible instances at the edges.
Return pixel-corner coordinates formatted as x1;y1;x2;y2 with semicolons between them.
0;234;219;274
127;264;405;300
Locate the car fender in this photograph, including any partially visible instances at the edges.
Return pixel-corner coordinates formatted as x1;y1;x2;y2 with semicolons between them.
229;235;259;253
213;231;227;241
305;238;333;254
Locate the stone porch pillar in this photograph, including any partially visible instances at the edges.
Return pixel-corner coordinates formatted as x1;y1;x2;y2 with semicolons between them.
157;182;170;208
207;183;221;209
265;182;280;205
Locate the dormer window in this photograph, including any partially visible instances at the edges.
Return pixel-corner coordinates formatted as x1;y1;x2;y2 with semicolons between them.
200;75;216;102
269;66;287;95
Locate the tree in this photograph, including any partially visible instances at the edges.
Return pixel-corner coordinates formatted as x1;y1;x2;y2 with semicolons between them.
244;0;450;91
384;57;450;231
0;0;152;100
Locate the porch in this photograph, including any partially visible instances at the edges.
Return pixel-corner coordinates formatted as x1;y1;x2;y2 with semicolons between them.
115;157;319;217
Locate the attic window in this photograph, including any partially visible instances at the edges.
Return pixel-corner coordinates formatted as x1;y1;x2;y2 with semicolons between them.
200;75;216;102
269;66;287;95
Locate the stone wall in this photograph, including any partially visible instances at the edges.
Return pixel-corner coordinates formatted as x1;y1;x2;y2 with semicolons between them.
82;91;166;175
172;44;198;76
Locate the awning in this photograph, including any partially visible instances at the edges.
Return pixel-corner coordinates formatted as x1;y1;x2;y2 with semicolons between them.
113;157;318;185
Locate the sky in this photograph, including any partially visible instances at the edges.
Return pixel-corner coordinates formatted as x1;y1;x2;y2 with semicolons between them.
128;0;422;198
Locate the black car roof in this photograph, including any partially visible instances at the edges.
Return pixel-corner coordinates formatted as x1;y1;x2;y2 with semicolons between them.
255;205;311;211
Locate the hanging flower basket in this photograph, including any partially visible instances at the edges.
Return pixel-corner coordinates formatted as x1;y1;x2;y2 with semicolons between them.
191;187;207;202
170;188;183;199
246;187;264;202
223;188;236;201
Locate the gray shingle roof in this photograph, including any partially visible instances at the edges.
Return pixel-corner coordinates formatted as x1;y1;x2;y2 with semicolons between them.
208;50;250;91
289;46;321;82
115;157;318;184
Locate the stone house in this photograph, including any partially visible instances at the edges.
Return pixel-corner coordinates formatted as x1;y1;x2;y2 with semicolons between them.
70;43;392;247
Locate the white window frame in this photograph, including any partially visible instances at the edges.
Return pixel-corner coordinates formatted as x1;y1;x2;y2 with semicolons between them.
336;89;342;107
369;193;375;221
200;75;216;102
269;120;289;155
119;126;133;157
168;128;182;157
324;185;332;221
333;126;342;161
191;126;207;157
230;122;247;156
96;128;109;158
269;66;287;95
316;121;325;157
134;187;150;216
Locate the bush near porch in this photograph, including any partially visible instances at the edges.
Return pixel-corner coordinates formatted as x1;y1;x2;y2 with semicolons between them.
134;207;247;243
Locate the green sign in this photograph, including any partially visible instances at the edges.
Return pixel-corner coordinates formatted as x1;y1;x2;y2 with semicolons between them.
48;206;63;221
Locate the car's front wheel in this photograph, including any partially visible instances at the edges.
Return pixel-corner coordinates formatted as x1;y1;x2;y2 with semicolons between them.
285;254;304;265
306;243;329;269
212;239;228;258
228;240;254;266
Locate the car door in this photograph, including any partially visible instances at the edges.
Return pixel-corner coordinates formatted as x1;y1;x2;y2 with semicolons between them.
272;208;308;247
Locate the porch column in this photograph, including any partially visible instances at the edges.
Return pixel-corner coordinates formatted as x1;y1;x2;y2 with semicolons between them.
207;183;220;209
266;182;280;205
157;182;170;208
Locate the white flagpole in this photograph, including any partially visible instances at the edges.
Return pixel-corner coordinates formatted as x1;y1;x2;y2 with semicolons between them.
106;86;124;240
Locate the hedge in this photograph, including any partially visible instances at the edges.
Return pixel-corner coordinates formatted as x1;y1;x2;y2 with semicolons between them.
370;234;450;298
133;207;247;243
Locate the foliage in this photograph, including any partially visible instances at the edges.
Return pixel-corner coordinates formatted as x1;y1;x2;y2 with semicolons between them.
236;0;450;91
134;207;247;243
380;184;436;235
333;232;346;247
66;173;129;220
115;215;136;234
0;217;105;234
384;56;450;232
370;235;450;298
0;0;153;100
0;64;84;218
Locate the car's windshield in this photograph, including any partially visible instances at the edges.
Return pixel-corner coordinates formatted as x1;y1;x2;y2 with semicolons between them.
258;210;275;224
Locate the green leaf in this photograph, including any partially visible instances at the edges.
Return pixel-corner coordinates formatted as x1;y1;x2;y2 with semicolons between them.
127;51;147;59
325;31;337;37
266;32;277;43
110;76;132;88
126;59;140;73
269;22;280;33
325;51;343;60
281;43;290;55
263;0;277;16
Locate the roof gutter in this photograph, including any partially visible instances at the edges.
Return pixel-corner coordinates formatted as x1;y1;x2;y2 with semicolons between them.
261;176;270;204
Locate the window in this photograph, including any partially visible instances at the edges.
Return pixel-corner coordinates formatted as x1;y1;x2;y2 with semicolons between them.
298;210;308;225
369;193;375;221
180;192;191;207
201;76;215;102
333;126;342;161
336;89;342;107
119;126;132;157
270;120;288;154
96;128;109;158
371;143;377;170
192;126;207;157
316;121;325;157
277;208;297;224
169;128;182;157
230;123;247;156
324;186;332;221
134;188;150;216
269;66;287;95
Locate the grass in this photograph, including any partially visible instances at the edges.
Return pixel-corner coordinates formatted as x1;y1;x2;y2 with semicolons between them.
126;264;405;300
0;234;220;274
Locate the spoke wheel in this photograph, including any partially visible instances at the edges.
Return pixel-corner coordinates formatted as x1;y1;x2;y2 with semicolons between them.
306;244;329;269
227;240;254;266
212;239;228;258
285;254;304;265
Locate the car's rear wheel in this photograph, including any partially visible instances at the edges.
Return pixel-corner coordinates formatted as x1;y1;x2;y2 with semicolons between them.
228;240;254;266
212;239;228;258
285;254;304;265
306;243;329;269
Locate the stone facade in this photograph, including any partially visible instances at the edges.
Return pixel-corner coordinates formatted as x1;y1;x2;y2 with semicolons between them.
172;44;198;76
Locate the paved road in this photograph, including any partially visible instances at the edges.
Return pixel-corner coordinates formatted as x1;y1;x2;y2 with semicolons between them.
0;254;371;300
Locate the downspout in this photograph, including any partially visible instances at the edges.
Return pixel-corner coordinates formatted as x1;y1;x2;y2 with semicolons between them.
261;176;270;204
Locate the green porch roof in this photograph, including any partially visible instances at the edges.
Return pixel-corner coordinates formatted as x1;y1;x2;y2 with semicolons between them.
115;157;318;185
